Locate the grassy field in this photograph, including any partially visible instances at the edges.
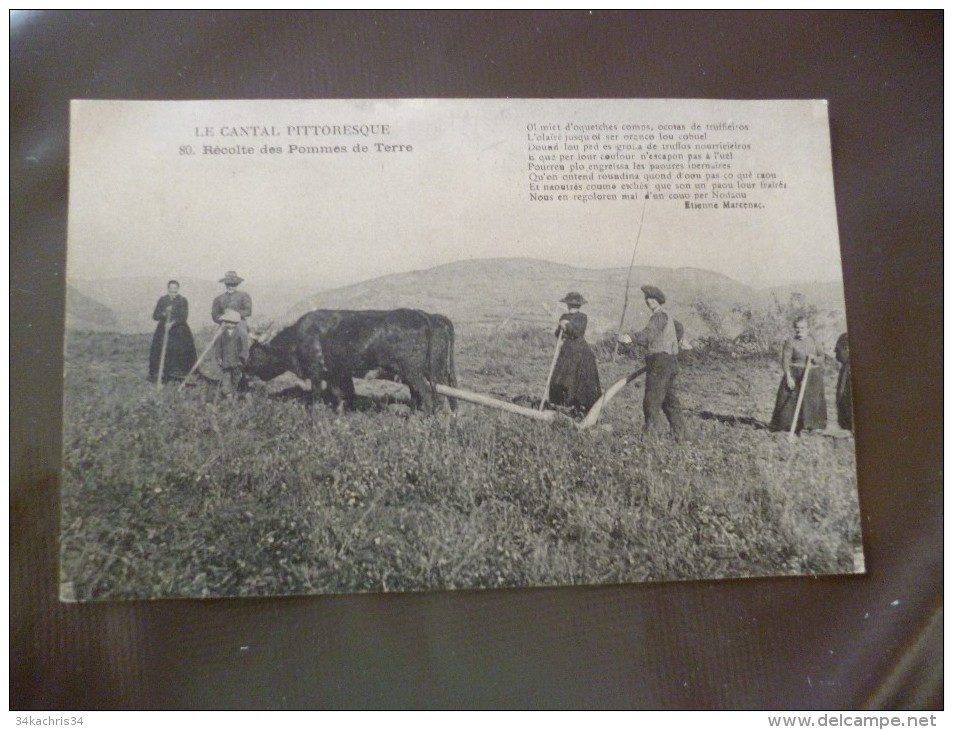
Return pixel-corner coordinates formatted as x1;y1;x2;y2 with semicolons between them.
60;325;862;600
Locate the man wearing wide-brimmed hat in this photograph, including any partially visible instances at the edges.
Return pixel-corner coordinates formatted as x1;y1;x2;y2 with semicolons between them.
212;270;253;333
617;284;685;439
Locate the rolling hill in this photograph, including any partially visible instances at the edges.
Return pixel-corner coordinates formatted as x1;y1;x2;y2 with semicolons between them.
280;258;752;334
65;285;118;332
66;258;849;349
278;257;848;347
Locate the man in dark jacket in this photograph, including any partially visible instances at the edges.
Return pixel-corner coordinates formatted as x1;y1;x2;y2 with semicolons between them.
618;285;685;439
211;270;253;338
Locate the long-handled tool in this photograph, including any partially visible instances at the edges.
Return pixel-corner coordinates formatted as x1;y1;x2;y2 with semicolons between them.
155;310;171;390
539;331;564;411
789;359;813;441
177;324;224;392
578;365;647;429
613;195;649;362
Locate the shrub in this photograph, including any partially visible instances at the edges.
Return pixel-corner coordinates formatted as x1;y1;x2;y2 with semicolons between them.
733;292;819;358
685;293;822;361
692;298;725;340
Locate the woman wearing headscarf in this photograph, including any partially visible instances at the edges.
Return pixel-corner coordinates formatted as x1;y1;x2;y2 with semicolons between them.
547;291;601;416
770;316;828;433
148;280;197;382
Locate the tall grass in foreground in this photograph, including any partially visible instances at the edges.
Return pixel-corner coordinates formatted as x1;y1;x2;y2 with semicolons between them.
61;331;861;599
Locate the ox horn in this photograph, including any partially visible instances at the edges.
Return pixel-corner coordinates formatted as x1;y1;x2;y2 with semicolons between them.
250;319;276;344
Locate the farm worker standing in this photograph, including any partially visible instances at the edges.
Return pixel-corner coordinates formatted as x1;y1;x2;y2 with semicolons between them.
148;279;197;383
617;285;685;439
834;331;852;431
548;292;602;416
770;316;828;433
213;309;249;397
212;270;253;338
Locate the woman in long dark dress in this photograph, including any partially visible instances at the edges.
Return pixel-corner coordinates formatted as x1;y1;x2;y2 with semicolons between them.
548;291;601;416
834;331;852;431
770;316;827;433
148;280;197;382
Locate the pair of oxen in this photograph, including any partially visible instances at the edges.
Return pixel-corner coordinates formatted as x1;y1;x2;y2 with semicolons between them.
247;308;457;413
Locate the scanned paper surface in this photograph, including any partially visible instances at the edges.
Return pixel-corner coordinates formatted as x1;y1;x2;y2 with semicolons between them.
62;99;861;600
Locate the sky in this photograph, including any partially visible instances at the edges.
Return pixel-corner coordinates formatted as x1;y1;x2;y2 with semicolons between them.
66;99;846;290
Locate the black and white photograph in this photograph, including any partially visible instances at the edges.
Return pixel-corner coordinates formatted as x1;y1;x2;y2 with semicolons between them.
61;97;863;601
14;10;943;712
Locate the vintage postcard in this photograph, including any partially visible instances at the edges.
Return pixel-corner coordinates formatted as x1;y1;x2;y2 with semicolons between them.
61;99;862;600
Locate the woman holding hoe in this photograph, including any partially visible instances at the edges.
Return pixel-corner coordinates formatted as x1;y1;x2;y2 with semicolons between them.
770;316;828;434
547;291;601;417
148;279;196;383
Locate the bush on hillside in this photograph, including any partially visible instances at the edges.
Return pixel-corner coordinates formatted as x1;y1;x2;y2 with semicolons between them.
686;293;822;361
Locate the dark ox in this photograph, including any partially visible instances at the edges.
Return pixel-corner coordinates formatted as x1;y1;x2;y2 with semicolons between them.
247;308;456;412
421;312;457;410
354;311;457;411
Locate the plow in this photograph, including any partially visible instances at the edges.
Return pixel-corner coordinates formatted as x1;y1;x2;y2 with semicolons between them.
435;366;646;431
180;311;647;429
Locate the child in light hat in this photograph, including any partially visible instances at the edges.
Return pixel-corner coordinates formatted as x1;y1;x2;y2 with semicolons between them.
214;309;248;397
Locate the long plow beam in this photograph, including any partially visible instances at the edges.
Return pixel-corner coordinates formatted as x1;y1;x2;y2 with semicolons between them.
434;384;557;422
435;366;648;430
